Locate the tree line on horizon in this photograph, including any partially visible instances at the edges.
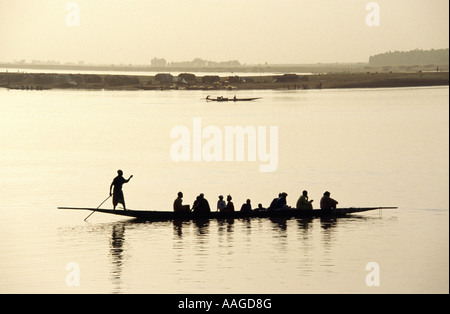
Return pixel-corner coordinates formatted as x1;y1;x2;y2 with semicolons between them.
369;48;449;66
151;57;241;68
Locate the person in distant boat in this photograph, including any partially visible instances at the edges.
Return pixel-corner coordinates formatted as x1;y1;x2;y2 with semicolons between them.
320;191;338;210
240;199;252;212
192;193;211;213
222;194;235;212
296;190;314;210
173;192;191;213
217;195;226;212
110;170;133;210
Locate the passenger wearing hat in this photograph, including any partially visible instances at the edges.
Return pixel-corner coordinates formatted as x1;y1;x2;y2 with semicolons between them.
110;169;133;210
320;191;338;210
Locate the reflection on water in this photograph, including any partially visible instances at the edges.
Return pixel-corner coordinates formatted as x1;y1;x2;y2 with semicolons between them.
110;224;125;294
2;86;448;293
59;215;375;293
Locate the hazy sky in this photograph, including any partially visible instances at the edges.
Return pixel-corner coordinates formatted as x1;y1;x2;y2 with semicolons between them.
0;0;448;65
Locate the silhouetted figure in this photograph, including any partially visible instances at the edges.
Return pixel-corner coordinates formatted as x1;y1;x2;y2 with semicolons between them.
110;170;133;210
296;190;314;210
173;191;191;213
240;199;252;212
274;192;289;210
217;195;226;212
320;191;338;210
255;203;267;212
222;194;235;212
193;196;200;210
192;193;211;213
269;193;282;210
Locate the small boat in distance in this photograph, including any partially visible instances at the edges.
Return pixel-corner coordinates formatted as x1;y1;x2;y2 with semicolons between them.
206;95;261;102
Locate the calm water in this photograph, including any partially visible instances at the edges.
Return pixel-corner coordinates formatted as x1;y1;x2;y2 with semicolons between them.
0;86;448;294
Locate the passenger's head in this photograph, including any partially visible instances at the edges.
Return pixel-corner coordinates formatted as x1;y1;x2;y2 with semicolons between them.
219;195;224;200
178;191;183;198
227;195;232;201
324;191;330;197
117;169;123;176
303;190;308;196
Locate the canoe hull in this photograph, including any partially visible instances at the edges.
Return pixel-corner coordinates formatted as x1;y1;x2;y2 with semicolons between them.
58;207;392;221
206;97;261;102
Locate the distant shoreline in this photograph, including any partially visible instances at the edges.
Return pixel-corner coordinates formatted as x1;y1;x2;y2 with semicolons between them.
2;60;449;74
0;71;448;91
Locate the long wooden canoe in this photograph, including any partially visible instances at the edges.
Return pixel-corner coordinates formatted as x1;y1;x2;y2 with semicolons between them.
58;206;397;221
206;96;261;102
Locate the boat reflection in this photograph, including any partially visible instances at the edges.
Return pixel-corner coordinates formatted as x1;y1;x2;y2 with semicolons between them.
173;219;212;238
110;223;125;294
59;213;379;293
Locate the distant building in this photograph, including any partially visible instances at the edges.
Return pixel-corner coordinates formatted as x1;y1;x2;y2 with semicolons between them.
178;73;197;84
273;74;309;83
274;74;299;83
155;73;174;84
151;58;167;67
227;76;241;84
202;75;220;84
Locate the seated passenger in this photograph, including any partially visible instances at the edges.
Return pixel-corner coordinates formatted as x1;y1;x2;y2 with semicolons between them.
173;192;190;213
320;191;338;210
268;193;282;210
192;193;211;213
255;203;267;211
240;199;252;212
217;195;226;212
274;192;289;210
296;190;313;210
222;194;235;212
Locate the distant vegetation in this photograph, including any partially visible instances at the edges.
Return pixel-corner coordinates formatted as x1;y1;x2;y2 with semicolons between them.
369;48;449;66
151;57;241;68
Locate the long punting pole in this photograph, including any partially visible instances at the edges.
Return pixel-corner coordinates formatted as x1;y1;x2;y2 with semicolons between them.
84;195;112;221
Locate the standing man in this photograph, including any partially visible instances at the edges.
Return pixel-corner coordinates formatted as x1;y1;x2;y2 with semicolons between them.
110;170;133;210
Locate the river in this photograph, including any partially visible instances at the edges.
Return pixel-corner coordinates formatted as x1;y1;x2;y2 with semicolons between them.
0;86;448;294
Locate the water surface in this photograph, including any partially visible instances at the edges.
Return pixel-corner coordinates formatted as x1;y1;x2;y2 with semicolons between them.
0;86;448;293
